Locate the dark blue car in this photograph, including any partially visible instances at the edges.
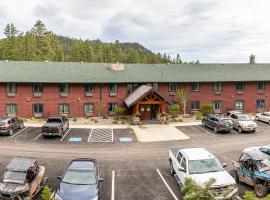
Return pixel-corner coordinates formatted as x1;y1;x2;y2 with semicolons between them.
55;158;104;200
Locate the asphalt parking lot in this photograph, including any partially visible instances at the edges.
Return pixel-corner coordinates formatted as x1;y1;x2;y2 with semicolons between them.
0;120;270;200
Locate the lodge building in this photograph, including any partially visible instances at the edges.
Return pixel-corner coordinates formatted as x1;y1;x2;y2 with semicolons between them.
0;61;269;119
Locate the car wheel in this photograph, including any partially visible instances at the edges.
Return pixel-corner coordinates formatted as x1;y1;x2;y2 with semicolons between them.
214;126;218;133
254;184;268;198
238;126;242;133
229;170;239;183
255;116;259;121
9;129;13;136
170;163;175;175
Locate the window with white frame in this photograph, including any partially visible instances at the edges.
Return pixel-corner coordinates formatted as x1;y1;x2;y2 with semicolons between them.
59;104;69;114
84;103;94;114
257;82;265;91
256;99;265;109
33;83;43;93
190;100;200;110
32;104;43;114
6;83;16;94
85;84;95;93
190;83;200;92
213;100;222;110
109;84;117;93
59;83;69;93
214;82;222;92
6;104;17;114
108;103;118;112
169;83;177;92
235;82;245;91
235;100;244;110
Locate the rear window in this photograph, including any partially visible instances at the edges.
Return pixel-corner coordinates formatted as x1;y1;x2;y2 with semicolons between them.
47;118;62;123
0;122;6;126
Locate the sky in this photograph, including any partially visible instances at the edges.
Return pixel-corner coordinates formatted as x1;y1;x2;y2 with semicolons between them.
0;0;270;63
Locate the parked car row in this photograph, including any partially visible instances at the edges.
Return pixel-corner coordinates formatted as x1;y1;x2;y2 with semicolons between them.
169;146;270;199
0;157;103;200
202;110;258;133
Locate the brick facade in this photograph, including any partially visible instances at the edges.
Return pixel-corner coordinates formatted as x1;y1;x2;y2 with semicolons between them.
0;82;268;118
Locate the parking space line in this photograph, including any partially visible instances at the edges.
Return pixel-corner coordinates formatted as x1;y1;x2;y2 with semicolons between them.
111;170;115;200
156;169;179;200
197;126;216;136
60;128;71;141
34;134;42;141
87;129;93;142
7;127;27;140
111;128;114;142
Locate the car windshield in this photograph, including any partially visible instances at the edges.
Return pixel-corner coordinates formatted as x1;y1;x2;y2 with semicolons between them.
3;171;26;184
63;170;97;185
221;119;231;123
189;158;224;174
47;118;62;123
238;115;250;121
257;159;270;172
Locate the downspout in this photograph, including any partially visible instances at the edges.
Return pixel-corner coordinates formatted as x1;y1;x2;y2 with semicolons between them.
99;83;103;118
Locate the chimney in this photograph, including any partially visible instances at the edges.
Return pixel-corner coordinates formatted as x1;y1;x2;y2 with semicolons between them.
108;62;125;71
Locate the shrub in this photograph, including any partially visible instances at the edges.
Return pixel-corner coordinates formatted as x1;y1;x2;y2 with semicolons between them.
41;186;55;200
178;118;183;122
113;106;125;120
201;104;214;116
72;116;78;122
169;103;180;118
31;116;36;121
94;119;98;123
112;120;118;124
195;111;203;120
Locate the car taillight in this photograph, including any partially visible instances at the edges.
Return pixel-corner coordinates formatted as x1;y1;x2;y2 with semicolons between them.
0;126;8;129
58;127;61;132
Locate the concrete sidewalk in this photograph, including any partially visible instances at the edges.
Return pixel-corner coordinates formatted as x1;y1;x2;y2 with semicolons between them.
133;124;189;142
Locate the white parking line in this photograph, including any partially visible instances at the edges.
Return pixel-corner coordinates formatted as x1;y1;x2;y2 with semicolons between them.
156;169;179;200
87;129;93;142
34;134;42;141
111;128;114;142
60;128;71;141
7;127;27;140
197;126;216;136
111;170;115;200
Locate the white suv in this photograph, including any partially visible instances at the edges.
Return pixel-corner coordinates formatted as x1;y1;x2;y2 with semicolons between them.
228;112;257;133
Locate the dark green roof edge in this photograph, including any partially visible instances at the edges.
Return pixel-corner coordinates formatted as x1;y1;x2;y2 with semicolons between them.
0;61;270;83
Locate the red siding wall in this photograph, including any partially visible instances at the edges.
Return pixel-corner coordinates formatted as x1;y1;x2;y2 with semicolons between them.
0;82;268;117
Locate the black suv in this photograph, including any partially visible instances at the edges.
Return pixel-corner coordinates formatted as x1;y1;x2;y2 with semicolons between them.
55;158;104;200
202;114;233;133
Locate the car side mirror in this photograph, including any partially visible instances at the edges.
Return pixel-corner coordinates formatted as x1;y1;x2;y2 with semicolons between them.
99;178;104;182
57;176;62;180
222;163;227;168
178;167;186;172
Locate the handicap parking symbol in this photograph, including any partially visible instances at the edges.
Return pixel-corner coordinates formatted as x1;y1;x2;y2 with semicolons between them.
68;137;82;142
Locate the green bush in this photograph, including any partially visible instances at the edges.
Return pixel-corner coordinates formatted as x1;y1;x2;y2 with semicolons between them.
201;104;214;116
113;106;125;120
169;103;180;118
94;119;98;123
41;186;55;200
72;116;78;122
195;112;203;120
243;191;270;200
112;120;118;124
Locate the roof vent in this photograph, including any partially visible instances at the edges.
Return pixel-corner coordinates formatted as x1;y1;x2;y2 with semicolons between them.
4;60;8;62
44;60;49;63
108;62;124;71
80;61;84;64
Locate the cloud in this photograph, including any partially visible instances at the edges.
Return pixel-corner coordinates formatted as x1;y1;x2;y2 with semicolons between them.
0;0;270;62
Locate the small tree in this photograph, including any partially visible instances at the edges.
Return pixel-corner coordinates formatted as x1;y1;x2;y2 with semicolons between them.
249;54;256;64
113;106;125;120
201;104;213;116
169;103;180;118
176;88;188;116
41;186;55;200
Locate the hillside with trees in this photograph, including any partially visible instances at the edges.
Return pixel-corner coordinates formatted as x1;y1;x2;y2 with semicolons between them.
0;20;187;64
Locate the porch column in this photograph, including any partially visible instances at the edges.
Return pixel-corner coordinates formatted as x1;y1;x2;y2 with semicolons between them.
136;103;139;114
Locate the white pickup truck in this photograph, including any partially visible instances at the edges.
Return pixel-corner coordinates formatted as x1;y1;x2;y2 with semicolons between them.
168;147;238;199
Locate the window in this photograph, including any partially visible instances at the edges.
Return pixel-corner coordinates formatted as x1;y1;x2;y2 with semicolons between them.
235;100;244;110
190;83;200;92
257;82;265;91
169;83;177;92
32;104;43;114
235;82;245;91
6;104;17;114
59;83;69;93
6;83;16;94
59;104;69;114
84;103;94;114
214;82;222;92
213;100;222;110
152;83;159;91
177;153;183;163
33;84;43;94
85;84;95;93
108;103;117;113
109;84;117;93
190;100;200;110
256;99;265;109
180;157;187;171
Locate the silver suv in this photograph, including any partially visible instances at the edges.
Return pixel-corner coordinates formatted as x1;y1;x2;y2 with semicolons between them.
227;111;257;133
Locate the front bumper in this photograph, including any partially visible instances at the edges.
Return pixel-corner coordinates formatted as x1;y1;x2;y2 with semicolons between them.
42;132;60;136
242;127;256;132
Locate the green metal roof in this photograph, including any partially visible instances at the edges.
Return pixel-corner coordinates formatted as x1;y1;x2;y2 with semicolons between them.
0;61;269;83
